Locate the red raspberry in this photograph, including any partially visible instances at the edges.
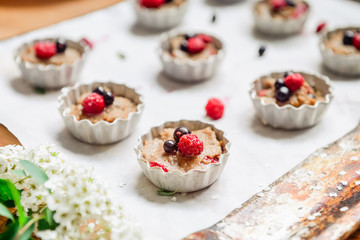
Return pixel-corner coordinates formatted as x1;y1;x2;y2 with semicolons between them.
196;34;212;43
178;134;204;157
205;98;224;120
140;0;165;8
258;89;268;97
81;37;94;49
315;22;326;33
353;34;360;50
82;93;105;115
187;37;206;54
149;161;168;172
34;42;57;59
284;73;305;91
271;0;287;10
293;3;308;18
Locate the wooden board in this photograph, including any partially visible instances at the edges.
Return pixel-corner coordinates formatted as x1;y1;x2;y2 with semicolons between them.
185;123;360;240
0;0;123;40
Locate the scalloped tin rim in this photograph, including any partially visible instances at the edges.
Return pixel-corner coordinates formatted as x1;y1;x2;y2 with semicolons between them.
249;70;334;111
58;82;144;127
135;119;231;177
14;37;90;70
158;29;225;66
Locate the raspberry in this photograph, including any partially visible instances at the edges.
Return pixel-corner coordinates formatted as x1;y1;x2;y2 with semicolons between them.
353;34;360;50
140;0;165;8
178;134;204;157
284;73;305;91
81;37;94;49
196;34;212;43
315;22;326;33
205;98;224;120
293;3;308;18
82;93;105;115
271;0;287;10
34;41;57;59
258;89;268;97
187;37;206;54
149;161;168;172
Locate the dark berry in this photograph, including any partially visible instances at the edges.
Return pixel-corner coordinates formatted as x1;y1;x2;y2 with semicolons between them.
276;86;291;102
274;78;285;90
93;86;106;96
285;0;295;7
56;39;67;53
283;71;294;78
163;140;178;154
343;31;355;45
211;13;216;23
185;34;195;40
173;127;191;143
180;41;188;52
165;0;173;2
258;46;266;57
103;91;114;106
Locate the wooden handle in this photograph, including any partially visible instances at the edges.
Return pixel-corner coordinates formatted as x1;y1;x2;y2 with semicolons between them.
0;124;21;147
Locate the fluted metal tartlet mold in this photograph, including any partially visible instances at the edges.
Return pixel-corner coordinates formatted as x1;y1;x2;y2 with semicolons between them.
249;71;334;130
253;1;310;35
158;29;225;82
134;0;188;30
319;27;360;76
58;82;144;144
14;38;89;89
134;120;231;192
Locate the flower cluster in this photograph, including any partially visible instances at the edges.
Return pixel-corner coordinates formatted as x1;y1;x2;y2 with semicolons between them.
0;144;141;240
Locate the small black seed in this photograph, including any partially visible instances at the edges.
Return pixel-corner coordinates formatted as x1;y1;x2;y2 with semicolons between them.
258;46;266;57
212;13;217;23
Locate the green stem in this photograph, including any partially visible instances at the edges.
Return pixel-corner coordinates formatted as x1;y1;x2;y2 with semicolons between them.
14;216;43;240
14;176;30;184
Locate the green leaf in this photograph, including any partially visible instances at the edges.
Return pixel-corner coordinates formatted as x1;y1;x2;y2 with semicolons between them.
0;179;13;203
117;52;126;60
157;189;177;196
19;160;48;185
0;220;18;240
13;170;27;178
0;203;14;222
34;87;46;94
3;180;26;227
